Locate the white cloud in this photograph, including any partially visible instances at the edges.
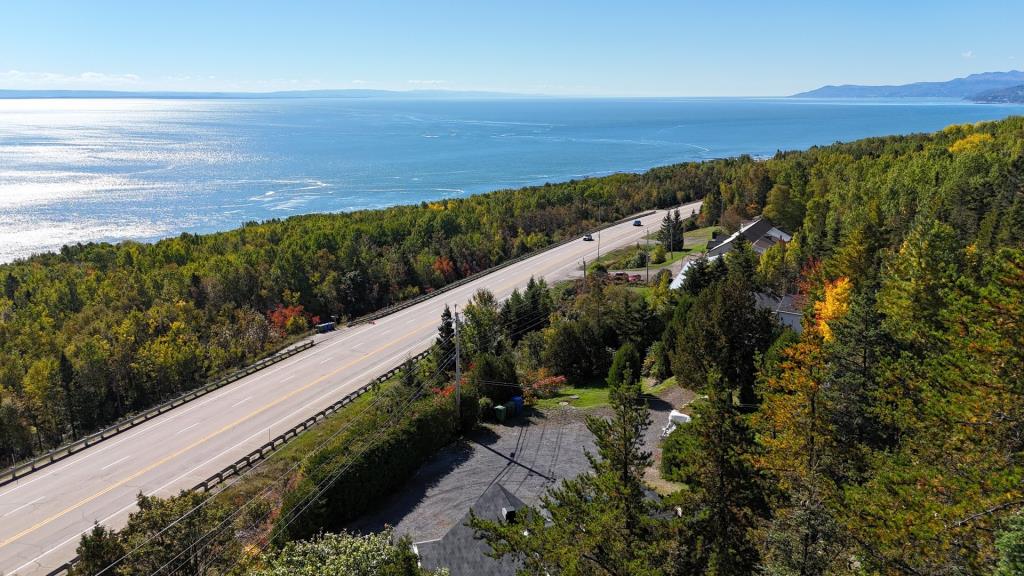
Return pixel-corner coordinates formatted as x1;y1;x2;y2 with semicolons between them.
407;79;447;85
0;70;143;88
961;50;975;59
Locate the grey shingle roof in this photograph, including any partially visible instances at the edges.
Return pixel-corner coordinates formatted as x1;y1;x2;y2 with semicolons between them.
415;483;526;576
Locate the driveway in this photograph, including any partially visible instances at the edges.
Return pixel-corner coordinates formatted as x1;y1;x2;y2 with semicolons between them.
349;385;694;542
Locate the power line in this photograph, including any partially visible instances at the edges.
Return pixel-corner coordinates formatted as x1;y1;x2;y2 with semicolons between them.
150;353;457;576
104;280;558;575
94;344;455;576
218;365;452;576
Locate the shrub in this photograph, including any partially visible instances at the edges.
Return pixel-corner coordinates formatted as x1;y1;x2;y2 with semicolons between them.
478;396;495;421
650;244;666;264
522;368;567;403
276;395;458;542
660;421;700;483
458;384;480;432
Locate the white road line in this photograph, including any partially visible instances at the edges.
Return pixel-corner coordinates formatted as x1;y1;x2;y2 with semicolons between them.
1;497;43;519
0;344;315;500
3;205;699;575
100;455;131;471
174;423;199;436
230;396;252;408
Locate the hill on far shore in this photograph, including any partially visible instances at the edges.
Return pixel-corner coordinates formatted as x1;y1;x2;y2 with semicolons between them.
792;70;1024;99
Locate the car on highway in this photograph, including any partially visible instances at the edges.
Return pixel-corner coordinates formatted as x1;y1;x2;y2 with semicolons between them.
582;233;594;241
633;219;642;226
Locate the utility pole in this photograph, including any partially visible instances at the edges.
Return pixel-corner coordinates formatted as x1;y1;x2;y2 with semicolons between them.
644;227;650;283
453;305;461;419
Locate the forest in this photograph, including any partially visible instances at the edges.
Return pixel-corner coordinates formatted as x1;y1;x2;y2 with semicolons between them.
63;116;1024;575
0;159;722;463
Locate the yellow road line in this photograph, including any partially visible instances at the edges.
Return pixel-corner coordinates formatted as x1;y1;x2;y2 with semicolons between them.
0;316;435;549
0;213;670;550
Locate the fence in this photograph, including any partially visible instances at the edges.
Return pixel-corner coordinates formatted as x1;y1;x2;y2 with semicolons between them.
0;339;317;488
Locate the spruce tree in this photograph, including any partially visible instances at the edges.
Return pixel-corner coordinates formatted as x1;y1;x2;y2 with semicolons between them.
433;305;456;371
659;211;672;251
472;346;675;576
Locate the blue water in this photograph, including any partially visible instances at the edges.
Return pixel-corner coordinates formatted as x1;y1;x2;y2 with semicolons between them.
1;97;1021;262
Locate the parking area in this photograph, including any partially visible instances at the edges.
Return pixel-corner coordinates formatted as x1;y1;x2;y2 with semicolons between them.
349;385;694;542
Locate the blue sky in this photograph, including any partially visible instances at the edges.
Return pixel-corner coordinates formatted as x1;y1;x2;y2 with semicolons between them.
1;0;1020;96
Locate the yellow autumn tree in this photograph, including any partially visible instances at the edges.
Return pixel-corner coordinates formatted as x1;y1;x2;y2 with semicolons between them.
948;132;993;154
814;277;851;341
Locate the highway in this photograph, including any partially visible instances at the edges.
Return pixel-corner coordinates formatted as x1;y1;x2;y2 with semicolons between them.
0;200;700;575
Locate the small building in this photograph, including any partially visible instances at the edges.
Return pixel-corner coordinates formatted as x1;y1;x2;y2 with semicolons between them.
670;217;791;291
706;217;791;258
414;483;525;576
754;292;805;333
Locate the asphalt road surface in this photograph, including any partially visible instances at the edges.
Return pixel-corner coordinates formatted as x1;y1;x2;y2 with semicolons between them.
0;200;700;575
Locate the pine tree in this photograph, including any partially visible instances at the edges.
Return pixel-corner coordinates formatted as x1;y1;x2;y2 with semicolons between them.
682;371;767;575
434;305;455;368
659;211;675;253
471;347;675;575
672;209;685;251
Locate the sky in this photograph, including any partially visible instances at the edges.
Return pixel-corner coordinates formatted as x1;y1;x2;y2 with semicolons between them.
1;0;1021;97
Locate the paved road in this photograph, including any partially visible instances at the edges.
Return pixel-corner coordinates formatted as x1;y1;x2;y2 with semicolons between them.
0;201;700;575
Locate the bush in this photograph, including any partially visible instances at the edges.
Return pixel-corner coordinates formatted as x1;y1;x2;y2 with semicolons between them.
276;395;458;542
458;385;480;432
254;529;445;576
650;244;666;264
478;396;495;421
626;249;649;269
660;412;700;483
466;351;521;403
522;368;567;403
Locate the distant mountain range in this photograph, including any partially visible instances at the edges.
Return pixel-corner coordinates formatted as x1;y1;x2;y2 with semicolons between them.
970;84;1024;104
792;70;1024;102
0;88;537;100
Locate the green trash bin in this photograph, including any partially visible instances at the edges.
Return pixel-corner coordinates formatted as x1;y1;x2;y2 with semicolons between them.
494;404;507;423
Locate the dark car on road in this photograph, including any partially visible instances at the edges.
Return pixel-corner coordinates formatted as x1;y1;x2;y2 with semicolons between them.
582;233;594;241
633;219;642;226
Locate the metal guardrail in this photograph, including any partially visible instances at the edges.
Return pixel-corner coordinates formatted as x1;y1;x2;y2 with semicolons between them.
192;348;430;493
347;210;659;326
42;349;432;576
38;206;674;575
0;339;317;489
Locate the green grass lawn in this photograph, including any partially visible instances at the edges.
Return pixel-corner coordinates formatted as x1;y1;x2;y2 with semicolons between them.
682;225;724;252
584;225;723;274
535;384;611;409
535;377;676;410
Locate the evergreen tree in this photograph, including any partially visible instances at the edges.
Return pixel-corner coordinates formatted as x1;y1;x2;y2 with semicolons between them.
472;347;675;575
659;211;675;253
680;371;767;575
433;305;456;371
672;209;685;250
606;341;642;388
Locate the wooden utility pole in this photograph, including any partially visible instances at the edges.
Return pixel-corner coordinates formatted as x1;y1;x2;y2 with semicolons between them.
454;305;461;419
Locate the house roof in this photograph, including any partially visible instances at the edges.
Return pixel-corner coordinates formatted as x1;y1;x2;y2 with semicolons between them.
415;483;526;576
755;292;805;333
707;217;790;258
